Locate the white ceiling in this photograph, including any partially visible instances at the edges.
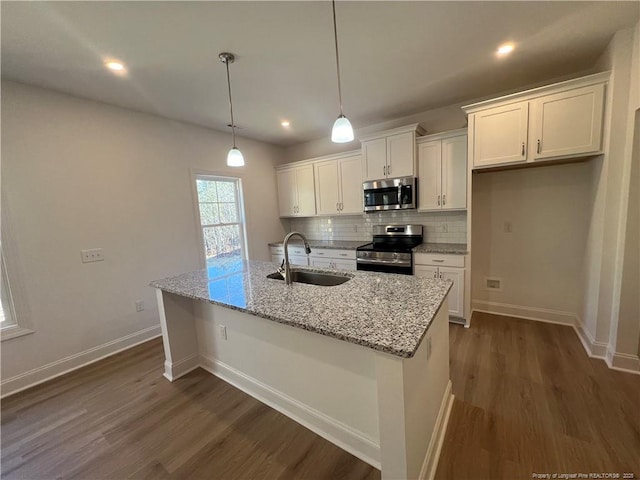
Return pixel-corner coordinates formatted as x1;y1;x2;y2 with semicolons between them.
2;1;639;146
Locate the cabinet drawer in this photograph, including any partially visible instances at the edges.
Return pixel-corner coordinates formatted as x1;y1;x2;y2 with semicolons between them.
288;246;309;256
270;246;284;255
310;248;356;260
414;253;465;268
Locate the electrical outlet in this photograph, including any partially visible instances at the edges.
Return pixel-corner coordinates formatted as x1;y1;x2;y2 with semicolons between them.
135;300;145;312
219;325;227;340
485;277;502;291
504;221;513;233
81;248;104;263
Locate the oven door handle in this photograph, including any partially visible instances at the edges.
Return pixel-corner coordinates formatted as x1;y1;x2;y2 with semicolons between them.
356;257;411;266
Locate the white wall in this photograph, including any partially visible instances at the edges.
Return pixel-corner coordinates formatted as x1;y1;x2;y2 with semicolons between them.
0;81;286;395
471;162;592;321
579;22;640;368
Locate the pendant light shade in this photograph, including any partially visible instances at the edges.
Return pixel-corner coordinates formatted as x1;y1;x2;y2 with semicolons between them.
330;0;354;143
227;147;245;167
331;115;354;143
219;52;245;167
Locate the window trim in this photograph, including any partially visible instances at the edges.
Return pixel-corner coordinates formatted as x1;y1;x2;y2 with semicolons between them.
190;170;250;268
0;247;33;342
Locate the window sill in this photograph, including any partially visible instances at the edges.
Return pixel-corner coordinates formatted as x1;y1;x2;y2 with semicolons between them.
1;325;34;342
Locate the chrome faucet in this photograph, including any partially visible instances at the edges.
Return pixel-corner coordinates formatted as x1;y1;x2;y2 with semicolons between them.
280;232;311;285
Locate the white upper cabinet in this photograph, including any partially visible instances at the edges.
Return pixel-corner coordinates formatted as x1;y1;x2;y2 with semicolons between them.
361;124;425;181
338;154;363;214
418;130;467;211
276;164;316;217
362;138;387;181
473;102;529;168
530;84;604;160
464;72;608;170
314;153;363;215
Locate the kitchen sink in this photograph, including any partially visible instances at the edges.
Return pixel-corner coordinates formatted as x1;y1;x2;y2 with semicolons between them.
267;270;351;286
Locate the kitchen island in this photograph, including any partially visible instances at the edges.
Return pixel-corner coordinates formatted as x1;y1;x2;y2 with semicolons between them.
151;259;453;480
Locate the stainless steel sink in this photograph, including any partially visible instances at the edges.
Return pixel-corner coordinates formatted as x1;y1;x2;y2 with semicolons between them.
267;270;351;286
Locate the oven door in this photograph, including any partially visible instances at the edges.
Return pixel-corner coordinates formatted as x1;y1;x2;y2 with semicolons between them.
356;252;413;275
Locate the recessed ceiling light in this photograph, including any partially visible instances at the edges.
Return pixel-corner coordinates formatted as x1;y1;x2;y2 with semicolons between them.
496;43;515;56
281;120;291;128
104;60;126;74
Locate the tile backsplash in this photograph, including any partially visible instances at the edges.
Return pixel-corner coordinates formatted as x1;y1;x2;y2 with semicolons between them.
289;210;467;244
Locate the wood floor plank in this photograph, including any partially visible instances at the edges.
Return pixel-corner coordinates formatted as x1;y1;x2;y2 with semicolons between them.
2;312;639;479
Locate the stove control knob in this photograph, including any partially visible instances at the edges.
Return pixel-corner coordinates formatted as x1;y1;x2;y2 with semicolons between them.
361;252;369;257
393;252;399;260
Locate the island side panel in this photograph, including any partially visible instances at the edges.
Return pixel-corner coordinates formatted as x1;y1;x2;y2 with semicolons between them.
156;289;200;381
375;299;452;480
193;302;382;468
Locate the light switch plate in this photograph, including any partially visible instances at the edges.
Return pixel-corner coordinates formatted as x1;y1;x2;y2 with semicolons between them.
81;248;104;263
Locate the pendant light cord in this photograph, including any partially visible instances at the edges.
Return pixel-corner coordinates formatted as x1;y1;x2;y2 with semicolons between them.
332;0;344;116
224;59;237;148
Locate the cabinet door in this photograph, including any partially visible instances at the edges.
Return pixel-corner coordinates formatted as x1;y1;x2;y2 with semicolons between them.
473;102;528;168
439;267;464;318
414;265;439;279
531;84;604;160
362;138;387;181
441;135;467;210
387;131;415;178
314;160;340;215
295;165;316;216
276;169;297;217
339;154;363;214
417;141;442;211
289;255;309;266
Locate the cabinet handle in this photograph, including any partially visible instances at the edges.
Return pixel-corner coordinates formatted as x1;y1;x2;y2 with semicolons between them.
339;253;348;257
537;139;541;154
442;194;446;206
387;165;391;175
437;195;440;206
521;142;525;156
340;202;343;211
336;202;339;211
433;259;444;263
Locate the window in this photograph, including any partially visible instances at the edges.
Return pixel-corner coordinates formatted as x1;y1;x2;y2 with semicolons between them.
195;175;248;267
1;251;16;329
0;246;32;341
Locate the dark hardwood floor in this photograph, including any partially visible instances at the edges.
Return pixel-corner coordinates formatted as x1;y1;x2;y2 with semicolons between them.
1;312;638;479
436;312;640;480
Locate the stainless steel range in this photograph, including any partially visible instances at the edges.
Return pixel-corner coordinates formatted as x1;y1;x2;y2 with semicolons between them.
356;225;423;275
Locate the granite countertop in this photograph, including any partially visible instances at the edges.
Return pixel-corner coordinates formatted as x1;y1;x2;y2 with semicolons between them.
150;259;451;358
268;240;368;250
413;243;468;255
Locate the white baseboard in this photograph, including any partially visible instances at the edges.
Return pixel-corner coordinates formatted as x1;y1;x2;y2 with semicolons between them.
199;353;381;469
1;325;162;398
420;380;454;480
163;354;200;381
573;317;608;359
472;300;577;326
606;350;640;375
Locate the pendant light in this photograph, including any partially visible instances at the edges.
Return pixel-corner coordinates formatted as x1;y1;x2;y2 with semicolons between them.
330;0;354;143
219;52;245;167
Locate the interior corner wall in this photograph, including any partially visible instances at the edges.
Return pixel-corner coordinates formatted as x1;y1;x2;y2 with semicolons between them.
0;81;287;395
615;19;640;361
579;25;637;353
471;162;592;321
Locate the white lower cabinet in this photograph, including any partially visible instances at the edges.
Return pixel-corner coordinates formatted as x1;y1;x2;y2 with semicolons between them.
269;246;309;266
309;248;356;271
414;253;465;319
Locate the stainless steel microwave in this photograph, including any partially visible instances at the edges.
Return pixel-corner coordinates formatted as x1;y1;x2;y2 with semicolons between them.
363;176;417;212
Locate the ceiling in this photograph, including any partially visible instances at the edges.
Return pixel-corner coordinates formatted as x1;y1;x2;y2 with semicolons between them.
2;1;639;147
